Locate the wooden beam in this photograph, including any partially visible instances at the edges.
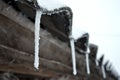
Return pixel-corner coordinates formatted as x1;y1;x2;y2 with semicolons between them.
0;64;59;78
89;44;98;63
0;44;73;75
0;44;82;79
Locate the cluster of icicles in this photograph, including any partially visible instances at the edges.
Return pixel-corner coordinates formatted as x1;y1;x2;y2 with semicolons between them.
34;0;106;79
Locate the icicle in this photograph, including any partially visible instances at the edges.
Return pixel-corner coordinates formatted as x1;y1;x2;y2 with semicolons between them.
95;59;99;66
86;53;90;75
34;10;42;69
102;64;106;79
70;37;77;75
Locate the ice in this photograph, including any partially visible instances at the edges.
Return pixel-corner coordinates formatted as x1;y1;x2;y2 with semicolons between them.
101;65;106;79
100;55;106;79
85;38;90;74
70;37;77;75
34;10;42;69
86;53;90;74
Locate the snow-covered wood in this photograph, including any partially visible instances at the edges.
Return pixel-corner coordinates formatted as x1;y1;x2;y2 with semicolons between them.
75;33;89;53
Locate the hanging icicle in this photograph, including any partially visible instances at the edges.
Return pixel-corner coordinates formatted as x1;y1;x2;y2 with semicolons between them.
34;9;42;69
69;36;77;75
98;55;106;79
102;64;106;79
85;39;90;75
86;52;90;75
95;59;99;66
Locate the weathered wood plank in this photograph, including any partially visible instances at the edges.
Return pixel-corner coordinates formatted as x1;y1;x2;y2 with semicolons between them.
0;44;73;73
0;64;59;78
89;44;98;58
0;44;83;79
0;44;73;78
89;44;98;63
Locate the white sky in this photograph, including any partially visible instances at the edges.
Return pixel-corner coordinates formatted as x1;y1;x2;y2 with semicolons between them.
59;0;120;75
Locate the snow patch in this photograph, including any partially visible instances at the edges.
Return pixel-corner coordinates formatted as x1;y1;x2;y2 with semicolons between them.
37;0;66;11
72;28;87;40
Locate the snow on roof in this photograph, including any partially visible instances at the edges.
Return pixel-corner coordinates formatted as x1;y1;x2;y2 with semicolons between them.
37;0;66;11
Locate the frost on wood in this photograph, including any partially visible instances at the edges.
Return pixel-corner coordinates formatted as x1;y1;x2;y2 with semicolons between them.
70;37;77;75
34;10;42;69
